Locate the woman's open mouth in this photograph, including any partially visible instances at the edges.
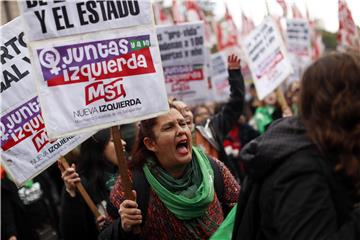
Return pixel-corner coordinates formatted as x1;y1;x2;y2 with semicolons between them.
176;138;189;155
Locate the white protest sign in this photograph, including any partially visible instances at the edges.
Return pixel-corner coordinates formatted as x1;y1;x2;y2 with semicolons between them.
29;26;169;138
0;18;92;186
286;18;311;58
1;19;33;112
18;0;152;41
286;19;311;86
210;51;230;103
157;22;205;66
156;22;209;105
241;17;293;100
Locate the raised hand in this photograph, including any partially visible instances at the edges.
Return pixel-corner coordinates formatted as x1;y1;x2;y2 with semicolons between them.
228;54;241;70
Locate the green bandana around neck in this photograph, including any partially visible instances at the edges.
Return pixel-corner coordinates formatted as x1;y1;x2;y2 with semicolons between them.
143;147;214;220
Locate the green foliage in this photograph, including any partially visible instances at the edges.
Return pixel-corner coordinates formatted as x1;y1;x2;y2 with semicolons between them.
320;30;337;50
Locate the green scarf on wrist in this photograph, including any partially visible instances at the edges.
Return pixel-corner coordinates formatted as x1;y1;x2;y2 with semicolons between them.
143;147;214;220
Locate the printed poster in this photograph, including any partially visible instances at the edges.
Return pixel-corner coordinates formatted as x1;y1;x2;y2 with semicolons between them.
1;18;92;186
29;27;169;138
210;51;230;103
286;18;312;85
241;17;293;100
18;0;153;41
157;22;209;105
286;18;311;57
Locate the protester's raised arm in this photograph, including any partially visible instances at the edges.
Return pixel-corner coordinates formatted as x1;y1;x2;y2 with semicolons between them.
210;54;245;138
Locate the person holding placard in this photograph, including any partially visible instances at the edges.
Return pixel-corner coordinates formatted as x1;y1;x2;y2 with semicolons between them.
103;105;240;239
232;51;360;240
172;54;245;181
59;129;122;240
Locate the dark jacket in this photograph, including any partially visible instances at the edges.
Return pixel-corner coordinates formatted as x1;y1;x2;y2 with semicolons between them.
223;123;260;181
233;117;360;240
1;175;59;240
60;169;118;240
197;68;245;180
60;189;99;240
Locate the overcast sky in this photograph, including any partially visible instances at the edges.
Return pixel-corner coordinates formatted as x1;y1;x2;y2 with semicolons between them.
223;0;359;33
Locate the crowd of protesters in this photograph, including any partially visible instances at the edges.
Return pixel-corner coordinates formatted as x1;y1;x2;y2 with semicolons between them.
2;50;360;240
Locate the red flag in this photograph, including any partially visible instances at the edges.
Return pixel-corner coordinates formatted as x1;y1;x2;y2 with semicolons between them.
337;0;360;50
216;4;238;50
185;1;206;21
172;0;185;23
153;2;173;25
241;11;255;36
304;6;323;60
312;32;325;60
276;0;288;17
292;3;303;19
185;1;213;43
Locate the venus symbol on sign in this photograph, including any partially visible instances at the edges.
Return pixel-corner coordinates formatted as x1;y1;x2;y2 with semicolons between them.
38;48;61;75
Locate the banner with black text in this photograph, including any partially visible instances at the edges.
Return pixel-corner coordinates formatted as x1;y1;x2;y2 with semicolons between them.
285;18;311;85
241;17;293;100
210;51;230;103
0;18;92;186
29;27;168;138
18;0;152;41
157;22;209;105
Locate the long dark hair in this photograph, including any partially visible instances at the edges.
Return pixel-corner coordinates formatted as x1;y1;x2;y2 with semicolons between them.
77;128;116;196
300;51;360;165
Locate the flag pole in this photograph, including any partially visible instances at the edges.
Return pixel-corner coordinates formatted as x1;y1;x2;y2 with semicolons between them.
265;0;270;16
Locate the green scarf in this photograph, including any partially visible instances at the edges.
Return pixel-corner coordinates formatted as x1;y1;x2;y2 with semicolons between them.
254;105;275;133
143;147;214;220
210;204;237;240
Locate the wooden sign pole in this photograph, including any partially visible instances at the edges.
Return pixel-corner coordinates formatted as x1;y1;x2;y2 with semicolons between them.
111;126;135;200
111;126;141;234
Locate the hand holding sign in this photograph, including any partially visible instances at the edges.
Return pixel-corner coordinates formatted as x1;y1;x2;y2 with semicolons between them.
58;161;80;197
119;190;142;233
58;156;101;218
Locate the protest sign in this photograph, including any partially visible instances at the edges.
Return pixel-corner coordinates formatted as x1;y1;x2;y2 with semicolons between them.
286;18;311;58
1;18;92;186
29;26;168;138
18;0;152;41
210;51;230;103
18;0;169;138
285;19;311;86
241;17;293;100
1;19;33;112
157;22;205;66
157;22;209;105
